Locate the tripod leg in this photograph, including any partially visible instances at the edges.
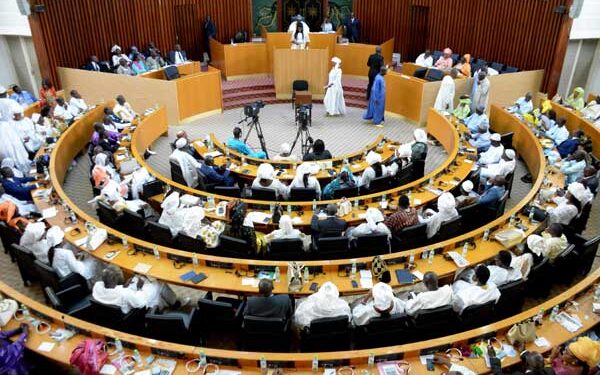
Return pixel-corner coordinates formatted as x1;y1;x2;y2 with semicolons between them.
289;128;302;154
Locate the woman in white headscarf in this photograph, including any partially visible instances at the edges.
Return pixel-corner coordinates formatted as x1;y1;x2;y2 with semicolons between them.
294;281;351;329
252;163;289;200
273;143;297;161
352;282;405;326
419;192;459;238
265;214;310;251
159;192;183;236
169;138;201;188
434;69;458;112
360;151;388;189
20;223;63;263
1;158;24;178
347;207;391;239
323;57;346;116
289;162;321;199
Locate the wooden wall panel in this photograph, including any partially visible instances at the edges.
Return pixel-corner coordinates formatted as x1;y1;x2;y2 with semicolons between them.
353;0;573;93
28;0;252;88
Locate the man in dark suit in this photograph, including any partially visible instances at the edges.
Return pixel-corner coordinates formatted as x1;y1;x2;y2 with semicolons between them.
84;55;109;72
199;156;235;187
487;343;554;375
204;15;217;60
168;44;188;65
311;204;347;245
244;279;293;320
366;47;384;100
345;12;360;43
0;167;38;202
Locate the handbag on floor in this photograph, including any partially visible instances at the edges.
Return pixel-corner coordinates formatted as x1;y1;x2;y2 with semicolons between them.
70;339;108;375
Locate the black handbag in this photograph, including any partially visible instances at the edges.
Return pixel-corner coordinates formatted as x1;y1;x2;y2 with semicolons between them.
521;205;547;222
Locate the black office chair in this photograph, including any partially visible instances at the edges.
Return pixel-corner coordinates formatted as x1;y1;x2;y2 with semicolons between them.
12;244;37;286
197;171;218;192
496;279;526;319
96;200;123;228
176;233;206;253
197;292;245;332
300;315;351;351
367;175;393;193
459;300;496;329
169;160;187;186
292;80;309;110
424;68;444;81
527;257;551;298
89;298;146;334
146;220;174;247
412;159;426;180
574;235;600;276
500;132;514;150
457;202;480;232
392;222;427;251
357;313;412;348
353;233;390;257
396;162;414;185
44;285;91;318
450;53;460;65
481;191;509;221
251;187;278;201
505;171;515;198
121;208;146;238
412;305;458;339
551;244;578;285
0;221;20;262
219;234;251;258
145;307;197;345
433;215;462;242
315;236;349;260
215;186;241;198
267;238;306;260
333;185;360;199
502;66;519;74
34;260;88;299
142;180;165;198
572;202;592;235
290;187;318;201
242;315;290;351
491;62;504;72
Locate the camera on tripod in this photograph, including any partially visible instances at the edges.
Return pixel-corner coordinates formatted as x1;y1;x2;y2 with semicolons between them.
296;104;311;129
244;100;265;118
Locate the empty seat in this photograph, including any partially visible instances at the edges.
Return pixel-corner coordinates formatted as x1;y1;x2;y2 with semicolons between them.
367;175;394;193
495;279;526;319
357;313;412;348
392;222;427;250
146;220;174;247
574;235;600;276
121;208;146;238
219;234;251;258
242;315;290;351
395;162;414;185
425;69;444;81
412;304;458;339
300;315;351;351
527;257;551;298
44;285;91;318
251;187;277;201
12;244;38;286
459;300;496;329
551;244;578;285
89;297;146;334
142;180;164;198
315;236;349;259
457;203;480;232
34;260;88;296
169;160;188;186
214;186;241;198
145;307;197;345
267;238;305;260
353;233;390;257
290;187;318;201
176;233;206;253
96;200;123;228
333;185;360;199
434;215;462;242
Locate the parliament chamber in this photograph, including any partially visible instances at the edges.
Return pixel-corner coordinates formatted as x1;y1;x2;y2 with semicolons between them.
1;0;600;374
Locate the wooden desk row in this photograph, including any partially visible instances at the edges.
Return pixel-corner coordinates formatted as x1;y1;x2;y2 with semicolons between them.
38;104;560;299
2;267;598;373
551;101;600;158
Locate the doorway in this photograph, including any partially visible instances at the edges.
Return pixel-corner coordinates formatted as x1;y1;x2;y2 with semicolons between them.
407;5;430;62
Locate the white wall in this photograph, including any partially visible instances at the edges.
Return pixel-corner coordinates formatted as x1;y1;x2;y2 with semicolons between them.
570;0;600;39
0;0;31;36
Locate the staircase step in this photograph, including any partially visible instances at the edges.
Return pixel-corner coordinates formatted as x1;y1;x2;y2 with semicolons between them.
223;88;276;102
223;85;275;95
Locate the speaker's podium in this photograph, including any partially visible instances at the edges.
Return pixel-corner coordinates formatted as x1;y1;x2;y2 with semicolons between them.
273;49;329;100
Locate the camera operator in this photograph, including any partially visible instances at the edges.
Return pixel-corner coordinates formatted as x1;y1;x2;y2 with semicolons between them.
303;139;332;161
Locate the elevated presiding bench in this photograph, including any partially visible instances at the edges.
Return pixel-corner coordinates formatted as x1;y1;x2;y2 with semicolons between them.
34;103;562;298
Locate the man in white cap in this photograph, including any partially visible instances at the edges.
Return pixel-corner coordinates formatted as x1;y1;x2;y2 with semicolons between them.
478;133;504;165
294;281;351;329
455;180;480;209
10;108;41;155
360;151;388;189
547;183;581;225
352;282;405;326
273;143;297;161
480;149;516;182
324;57;346;116
110;45;130;69
419;192;459;238
169;138;201;187
434;68;458;113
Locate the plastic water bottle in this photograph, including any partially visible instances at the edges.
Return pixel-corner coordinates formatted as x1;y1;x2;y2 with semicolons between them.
115;338;123;353
350;261;357;279
368;353;375;369
133;349;143;366
225;147;229;157
274;266;280;282
122;236;129;250
550;305;560;321
529;207;536;223
260;357;267;374
287;205;292;215
509;213;517;226
199;351;207;366
534;308;545;326
409;251;415;266
462;242;469;257
192;254;198;268
353;199;359;209
303;267;309;285
483;228;490;241
312;199;316;211
428;250;434;264
312;355;319;372
153;246;160;260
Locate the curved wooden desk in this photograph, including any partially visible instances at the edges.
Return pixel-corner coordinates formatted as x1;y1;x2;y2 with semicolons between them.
2;267;598;373
38;103;561;298
195;134;396;183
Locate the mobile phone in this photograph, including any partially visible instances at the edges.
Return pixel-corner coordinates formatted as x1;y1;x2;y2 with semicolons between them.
191;273;207;284
310;282;318;292
351;280;358;288
426;358;434;371
180;271;197;281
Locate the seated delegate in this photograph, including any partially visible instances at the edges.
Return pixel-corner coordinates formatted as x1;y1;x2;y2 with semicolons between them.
244;279;293;320
383;195;419;234
252;163;289;200
303;139;332;161
227;127;266;159
404;272;453;316
351;282;405;326
452;264;500;314
310;203;347;245
294;282;350;329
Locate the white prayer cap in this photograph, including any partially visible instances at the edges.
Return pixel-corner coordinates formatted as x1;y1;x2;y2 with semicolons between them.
366;151;382;166
314;281;340;304
438;192;456;211
46;226;65;247
280;143;291;154
161;191;180;215
372;282;394;310
94;153;108;167
0;86;6;94
175;137;187;149
365;207;385;231
331;57;341;64
257;163;275;180
526;234;545;257
491;133;501;141
22;222;46;243
111;45;121;53
461;180;474;193
414;129;427;143
278;215;294;234
505;149;516;160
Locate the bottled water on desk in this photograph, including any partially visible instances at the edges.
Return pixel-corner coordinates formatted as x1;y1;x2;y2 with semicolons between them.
550;305;560;321
274;266;280;282
303;267;309;285
350;261;357;279
462;242;469;257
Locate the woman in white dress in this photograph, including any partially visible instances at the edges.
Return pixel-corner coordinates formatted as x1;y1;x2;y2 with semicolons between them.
323;57;346;116
290;22;310;49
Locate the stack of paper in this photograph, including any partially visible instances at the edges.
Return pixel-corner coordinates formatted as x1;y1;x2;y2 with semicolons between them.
446;251;470;268
359;270;373;288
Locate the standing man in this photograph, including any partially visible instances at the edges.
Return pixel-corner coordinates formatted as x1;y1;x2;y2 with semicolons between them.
204;16;217;60
345;12;360;43
363;66;387;126
366;47;384;100
472;71;490;112
434;68;458;112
